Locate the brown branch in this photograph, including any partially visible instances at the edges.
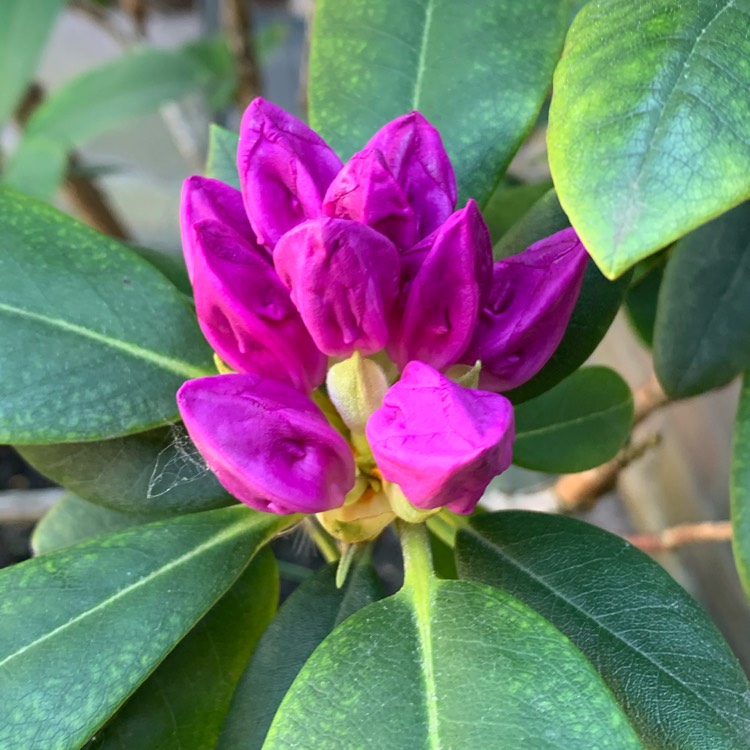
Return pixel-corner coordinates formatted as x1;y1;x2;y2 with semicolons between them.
554;372;668;512
221;0;262;109
627;521;732;552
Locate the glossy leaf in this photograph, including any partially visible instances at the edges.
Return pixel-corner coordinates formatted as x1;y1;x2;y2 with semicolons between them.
0;506;294;750
90;549;278;750
31;493;165;555
218;562;383;750
482;179;552;243
456;512;750;749
19;425;232;515
549;0;750;278
0;189;212;443
625;255;667;348
513;366;633;473
0;0;65;124
731;373;750;600
496;190;631;402
6;43;225;200
264;574;641;747
309;0;572;204
654;202;750;398
206;124;241;190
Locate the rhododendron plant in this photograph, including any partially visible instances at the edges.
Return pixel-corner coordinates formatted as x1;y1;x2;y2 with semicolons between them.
177;99;587;535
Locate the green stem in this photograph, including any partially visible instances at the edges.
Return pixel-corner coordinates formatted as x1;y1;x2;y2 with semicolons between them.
398;520;435;591
305;519;340;563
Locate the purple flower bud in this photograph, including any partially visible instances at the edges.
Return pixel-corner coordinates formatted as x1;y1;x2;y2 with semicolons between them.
366;111;457;239
180;176;256;282
192;220;326;391
237;97;342;250
323;147;417;250
366;361;514;514
273;217;400;357
178;374;356;514
462;227;589;392
389;201;492;372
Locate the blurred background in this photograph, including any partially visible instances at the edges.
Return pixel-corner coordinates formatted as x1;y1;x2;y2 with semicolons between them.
1;0;748;671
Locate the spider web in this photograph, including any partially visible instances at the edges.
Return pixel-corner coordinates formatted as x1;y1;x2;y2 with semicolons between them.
146;423;210;499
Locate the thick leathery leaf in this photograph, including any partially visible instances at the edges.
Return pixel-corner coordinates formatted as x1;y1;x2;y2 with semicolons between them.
90;549;278;750
206;124;241;190
218;562;383;750
0;189;213;443
513;366;633;473
549;0;750;278
456;512;750;749
309;0;572;205
19;425;232;515
654;202;750;398
263;578;641;748
731;373;750;600
0;506;294;750
496;190;631;402
625;255;667;348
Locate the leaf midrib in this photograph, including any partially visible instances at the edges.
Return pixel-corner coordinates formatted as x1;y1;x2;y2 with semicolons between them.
0;516;254;670
0;300;210;379
411;0;435;111
515;401;629;440
466;531;747;738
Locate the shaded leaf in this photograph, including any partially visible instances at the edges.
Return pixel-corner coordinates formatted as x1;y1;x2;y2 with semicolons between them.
513;366;633;473
731;373;750;600
625;255;667;348
206;124;240;189
456;511;750;749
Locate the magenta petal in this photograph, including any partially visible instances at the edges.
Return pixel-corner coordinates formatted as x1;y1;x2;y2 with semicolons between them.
389;201;492;372
178;374;355;514
322;147;417;250
366;112;457;239
367;361;514;514
180;176;255;282
274;218;400;357
192;220;326;391
462;227;589;392
238;98;342;250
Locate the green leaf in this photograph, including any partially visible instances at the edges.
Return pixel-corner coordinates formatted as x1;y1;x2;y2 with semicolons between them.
32;493;166;555
0;188;212;443
206;124;240;189
482;179;553;243
264;575;641;748
90;548;278;750
131;244;192;297
456;512;750;749
5;44;222;200
18;425;232;515
548;0;750;279
513;366;633;473
218;562;382;749
181;37;236;109
0;0;65;124
496;190;632;402
654;202;750;398
309;0;572;205
624;255;667;348
0;506;294;750
731;373;750;600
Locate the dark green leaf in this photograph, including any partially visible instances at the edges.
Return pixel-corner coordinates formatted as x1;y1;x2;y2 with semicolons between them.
625;255;667;348
0;0;65;124
264;576;641;748
0;189;213;443
456;512;750;749
218;562;382;750
0;506;294;750
18;425;232;515
90;549;278;750
482;180;552;244
731;373;750;600
309;0;572;205
130;245;192;297
31;493;166;555
206;124;240;189
654;202;750;398
513;366;633;473
496;190;632;402
548;0;750;278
